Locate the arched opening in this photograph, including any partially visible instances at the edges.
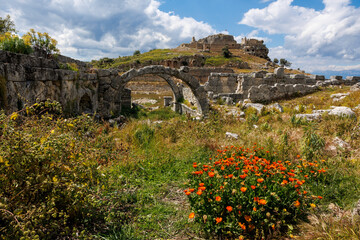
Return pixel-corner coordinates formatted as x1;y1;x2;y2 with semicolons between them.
108;66;209;117
79;93;93;114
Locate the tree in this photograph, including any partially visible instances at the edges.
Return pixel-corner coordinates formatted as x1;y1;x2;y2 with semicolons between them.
0;15;16;34
273;58;279;64
280;58;291;67
133;50;141;56
22;29;60;57
222;46;232;58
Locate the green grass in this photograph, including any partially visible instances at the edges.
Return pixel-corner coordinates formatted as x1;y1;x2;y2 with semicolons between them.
204;56;243;67
91;49;195;69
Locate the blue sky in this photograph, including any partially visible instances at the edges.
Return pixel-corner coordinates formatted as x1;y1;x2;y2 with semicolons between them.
1;0;360;76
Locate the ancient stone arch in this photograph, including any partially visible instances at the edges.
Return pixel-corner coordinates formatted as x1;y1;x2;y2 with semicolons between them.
111;65;209;115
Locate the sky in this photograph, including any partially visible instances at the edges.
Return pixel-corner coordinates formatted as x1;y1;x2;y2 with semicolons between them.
1;0;360;76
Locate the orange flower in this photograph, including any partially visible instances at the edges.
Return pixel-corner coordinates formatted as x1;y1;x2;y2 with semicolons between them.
241;187;247;193
253;207;257;212
259;199;267;205
297;154;300;158
318;196;323;199
208;172;215;177
215;217;222;224
199;183;205;187
228;174;234;178
226;206;233;212
185;191;191;196
239;222;246;230
244;215;252;222
198;186;206;191
257;178;264;183
196;190;203;196
221;166;225;170
251;185;256;190
189;188;195;192
215;196;221;201
189;212;195;219
294;200;300;207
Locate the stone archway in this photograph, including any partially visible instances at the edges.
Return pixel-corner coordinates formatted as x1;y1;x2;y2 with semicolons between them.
110;66;209;116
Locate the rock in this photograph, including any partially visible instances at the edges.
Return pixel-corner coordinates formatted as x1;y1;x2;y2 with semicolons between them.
274;67;284;78
243;103;265;113
352;199;360;216
331;76;343;80
333;137;351;150
328;107;356;118
295;113;322;121
226;132;239;139
331;92;350;102
225;109;245;118
268;103;283;112
351;82;360;91
221;96;233;105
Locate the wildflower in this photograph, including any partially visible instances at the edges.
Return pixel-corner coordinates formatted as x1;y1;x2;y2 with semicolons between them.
185;191;191;196
251;185;256;190
294;200;300;207
244;215;251;222
208;172;215;177
318;196;323;199
215;217;222;224
189;212;195;219
253;207;257;212
189;188;195;193
239;222;246;230
196;190;203;196
257;178;264;183
226;206;233;212
215;196;221;201
198;186;206;191
240;187;247;193
310;203;316;208
259;199;267;205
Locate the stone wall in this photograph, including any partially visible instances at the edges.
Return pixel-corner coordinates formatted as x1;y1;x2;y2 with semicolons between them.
0;50;99;115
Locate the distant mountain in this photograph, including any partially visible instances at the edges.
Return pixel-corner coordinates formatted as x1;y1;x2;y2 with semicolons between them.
311;70;360;79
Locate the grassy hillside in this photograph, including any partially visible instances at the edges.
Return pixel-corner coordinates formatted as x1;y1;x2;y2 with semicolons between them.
90;47;300;74
1;86;360;239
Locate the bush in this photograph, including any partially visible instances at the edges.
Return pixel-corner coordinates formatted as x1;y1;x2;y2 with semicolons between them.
222;46;232;58
0;105;128;239
22;29;60;57
0;34;33;54
185;145;325;239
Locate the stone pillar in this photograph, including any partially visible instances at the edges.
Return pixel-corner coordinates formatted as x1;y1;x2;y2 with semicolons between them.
164;96;173;107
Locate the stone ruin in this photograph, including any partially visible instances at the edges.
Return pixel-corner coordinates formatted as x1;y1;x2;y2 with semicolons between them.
1;49;359;118
179;34;270;61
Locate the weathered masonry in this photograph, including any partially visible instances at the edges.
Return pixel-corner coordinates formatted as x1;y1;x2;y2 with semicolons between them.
0;50;209;117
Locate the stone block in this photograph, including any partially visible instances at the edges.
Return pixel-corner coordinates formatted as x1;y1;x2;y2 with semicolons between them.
5;63;26;82
330;75;343;80
274;67;285;78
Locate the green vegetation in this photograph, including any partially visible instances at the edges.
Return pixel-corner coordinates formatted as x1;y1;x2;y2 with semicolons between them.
0;15;16;34
91;49;195;69
222;46;232;58
205;56;243;67
22;29;60;56
1;86;360;239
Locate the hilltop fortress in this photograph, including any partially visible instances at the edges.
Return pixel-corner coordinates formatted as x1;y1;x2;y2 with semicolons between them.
179;34;270;61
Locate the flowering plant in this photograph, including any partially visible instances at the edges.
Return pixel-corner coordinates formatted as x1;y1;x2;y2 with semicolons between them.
185;145;325;239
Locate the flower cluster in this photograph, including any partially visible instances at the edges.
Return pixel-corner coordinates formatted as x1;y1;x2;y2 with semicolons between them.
185;145;325;239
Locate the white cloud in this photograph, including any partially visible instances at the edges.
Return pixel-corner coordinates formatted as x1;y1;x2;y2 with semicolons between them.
240;0;360;72
0;0;216;60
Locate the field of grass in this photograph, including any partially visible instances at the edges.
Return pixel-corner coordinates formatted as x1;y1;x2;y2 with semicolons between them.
1;86;360;239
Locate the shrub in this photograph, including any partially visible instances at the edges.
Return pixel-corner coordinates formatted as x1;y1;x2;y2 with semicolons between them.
22;29;60;57
0;33;33;54
222;46;232;58
301;126;325;161
185;145;325;239
0;104;128;239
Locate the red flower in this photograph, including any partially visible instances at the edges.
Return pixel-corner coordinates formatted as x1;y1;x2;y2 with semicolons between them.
226;206;233;212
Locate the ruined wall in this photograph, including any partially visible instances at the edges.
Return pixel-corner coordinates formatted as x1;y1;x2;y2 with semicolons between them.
189;67;234;84
0;50;99;115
